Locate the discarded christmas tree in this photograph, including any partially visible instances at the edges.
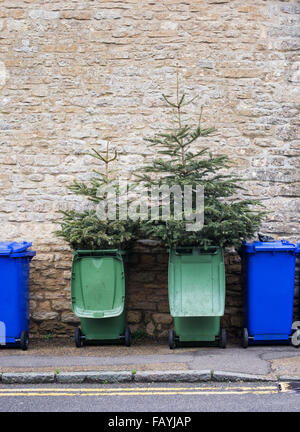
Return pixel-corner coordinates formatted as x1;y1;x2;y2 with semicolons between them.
56;142;138;250
137;71;265;248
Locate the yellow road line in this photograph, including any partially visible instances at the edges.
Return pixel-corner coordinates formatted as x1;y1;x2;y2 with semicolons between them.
0;386;278;393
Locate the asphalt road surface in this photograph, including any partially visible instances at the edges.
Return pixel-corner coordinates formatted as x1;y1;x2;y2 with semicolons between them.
0;382;299;412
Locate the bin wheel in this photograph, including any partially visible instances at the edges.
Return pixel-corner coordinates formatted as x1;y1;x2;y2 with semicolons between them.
20;331;29;351
242;328;249;349
75;328;83;348
168;329;176;350
291;329;300;348
124;327;131;347
219;328;227;349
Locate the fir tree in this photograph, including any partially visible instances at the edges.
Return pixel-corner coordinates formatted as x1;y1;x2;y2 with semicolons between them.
137;70;265;248
56;142;138;250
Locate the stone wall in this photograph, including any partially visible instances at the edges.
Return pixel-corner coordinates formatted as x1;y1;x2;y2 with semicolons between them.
0;0;299;340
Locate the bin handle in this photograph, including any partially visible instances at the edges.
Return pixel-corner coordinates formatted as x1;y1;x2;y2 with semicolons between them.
172;247;219;255
75;249;126;258
174;248;193;255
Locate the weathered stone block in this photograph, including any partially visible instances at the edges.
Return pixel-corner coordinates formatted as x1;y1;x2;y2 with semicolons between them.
152;313;173;325
127;311;142;324
280;5;300;14
31;311;59;321
61;11;91;20
29;10;60;20
146;321;155;336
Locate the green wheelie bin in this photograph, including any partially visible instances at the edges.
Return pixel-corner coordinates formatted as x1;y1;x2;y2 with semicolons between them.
168;247;226;349
71;249;131;347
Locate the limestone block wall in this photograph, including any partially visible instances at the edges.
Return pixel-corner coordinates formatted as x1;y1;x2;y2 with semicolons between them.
0;0;299;339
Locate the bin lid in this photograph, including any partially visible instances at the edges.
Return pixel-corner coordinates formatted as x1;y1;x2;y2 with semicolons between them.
71;253;125;319
242;240;297;253
168;247;225;317
0;241;34;256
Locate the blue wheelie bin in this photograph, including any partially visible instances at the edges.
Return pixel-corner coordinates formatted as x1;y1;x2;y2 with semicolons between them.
0;242;36;350
241;240;298;347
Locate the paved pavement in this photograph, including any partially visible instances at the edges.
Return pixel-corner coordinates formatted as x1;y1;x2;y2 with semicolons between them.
0;382;299;412
0;339;299;378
